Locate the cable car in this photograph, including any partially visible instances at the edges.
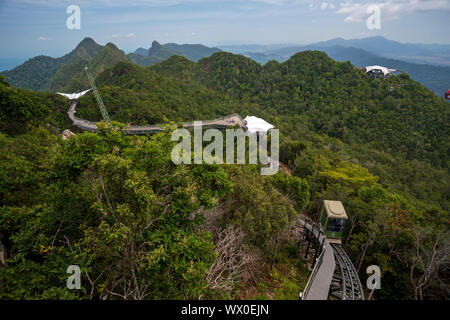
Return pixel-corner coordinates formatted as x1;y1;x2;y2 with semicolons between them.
319;200;348;244
445;90;450;100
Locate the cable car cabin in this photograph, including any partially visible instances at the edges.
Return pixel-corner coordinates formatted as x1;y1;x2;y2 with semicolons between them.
319;200;348;244
445;90;450;100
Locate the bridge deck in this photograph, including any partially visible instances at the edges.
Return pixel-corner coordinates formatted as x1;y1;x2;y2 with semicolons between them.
68;100;246;134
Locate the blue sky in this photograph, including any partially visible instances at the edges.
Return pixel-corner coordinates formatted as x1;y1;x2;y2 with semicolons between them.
1;0;449;68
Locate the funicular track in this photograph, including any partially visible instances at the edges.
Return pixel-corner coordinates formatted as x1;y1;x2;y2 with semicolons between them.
329;243;364;300
299;219;364;300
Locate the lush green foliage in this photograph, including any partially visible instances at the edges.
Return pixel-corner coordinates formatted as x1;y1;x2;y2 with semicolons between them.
0;125;225;299
0;48;448;300
0;76;51;134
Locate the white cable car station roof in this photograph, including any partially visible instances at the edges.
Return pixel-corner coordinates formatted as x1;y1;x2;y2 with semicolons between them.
364;65;397;76
56;88;92;100
244;116;274;134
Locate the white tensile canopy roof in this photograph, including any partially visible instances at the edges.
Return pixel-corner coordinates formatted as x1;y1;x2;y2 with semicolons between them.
365;65;397;76
244;116;274;134
56;88;92;100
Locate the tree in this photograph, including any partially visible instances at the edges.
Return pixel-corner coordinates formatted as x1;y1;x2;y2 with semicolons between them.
222;166;297;267
0;77;50;134
409;227;450;300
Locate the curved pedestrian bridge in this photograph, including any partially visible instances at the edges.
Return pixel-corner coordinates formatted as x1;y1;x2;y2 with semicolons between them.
67;100;247;134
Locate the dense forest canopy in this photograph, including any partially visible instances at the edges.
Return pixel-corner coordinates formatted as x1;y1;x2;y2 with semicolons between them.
0;49;448;300
3;36;448;98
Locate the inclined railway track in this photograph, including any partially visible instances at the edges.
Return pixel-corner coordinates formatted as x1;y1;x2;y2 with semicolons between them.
330;243;364;300
299;220;364;300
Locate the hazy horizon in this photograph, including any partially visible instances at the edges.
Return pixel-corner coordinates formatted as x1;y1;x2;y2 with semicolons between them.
2;34;450;72
1;0;450;59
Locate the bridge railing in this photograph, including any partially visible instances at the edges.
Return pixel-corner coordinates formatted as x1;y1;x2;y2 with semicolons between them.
300;220;327;300
67;100;247;134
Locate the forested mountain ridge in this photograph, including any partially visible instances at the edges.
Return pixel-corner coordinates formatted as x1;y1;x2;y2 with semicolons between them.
126;41;178;67
164;43;222;61
0;48;448;300
62;43;129;92
300;45;450;96
134;41;221;62
2;38;222;91
305;36;450;66
147;52;449;167
2;37;103;91
4;36;447;97
234;44;450;96
224;36;450;66
66;51;449;211
73;52;448;211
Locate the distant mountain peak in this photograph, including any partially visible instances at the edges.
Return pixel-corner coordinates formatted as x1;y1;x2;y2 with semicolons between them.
76;37;99;49
329;37;346;41
352;35;387;41
72;37;103;60
105;42;119;50
151;41;163;48
134;47;148;56
148;40;175;59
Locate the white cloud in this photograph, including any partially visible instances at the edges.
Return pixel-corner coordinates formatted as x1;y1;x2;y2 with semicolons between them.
338;0;450;22
112;33;136;38
13;0;313;7
12;0;186;7
250;0;286;4
321;2;329;8
37;36;51;40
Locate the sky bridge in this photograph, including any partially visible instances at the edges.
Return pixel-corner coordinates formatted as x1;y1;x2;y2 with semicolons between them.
66;99;247;134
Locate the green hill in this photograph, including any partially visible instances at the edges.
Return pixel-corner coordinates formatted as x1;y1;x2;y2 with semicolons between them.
48;42;128;93
1;55;66;91
77;51;449;213
89;43;128;74
130;41;222;67
68;37;104;61
2;38;221;91
147;41;176;59
130;41;179;65
238;44;450;96
126;52;162;67
2;37;102;91
146;51;449;166
0;49;448;300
